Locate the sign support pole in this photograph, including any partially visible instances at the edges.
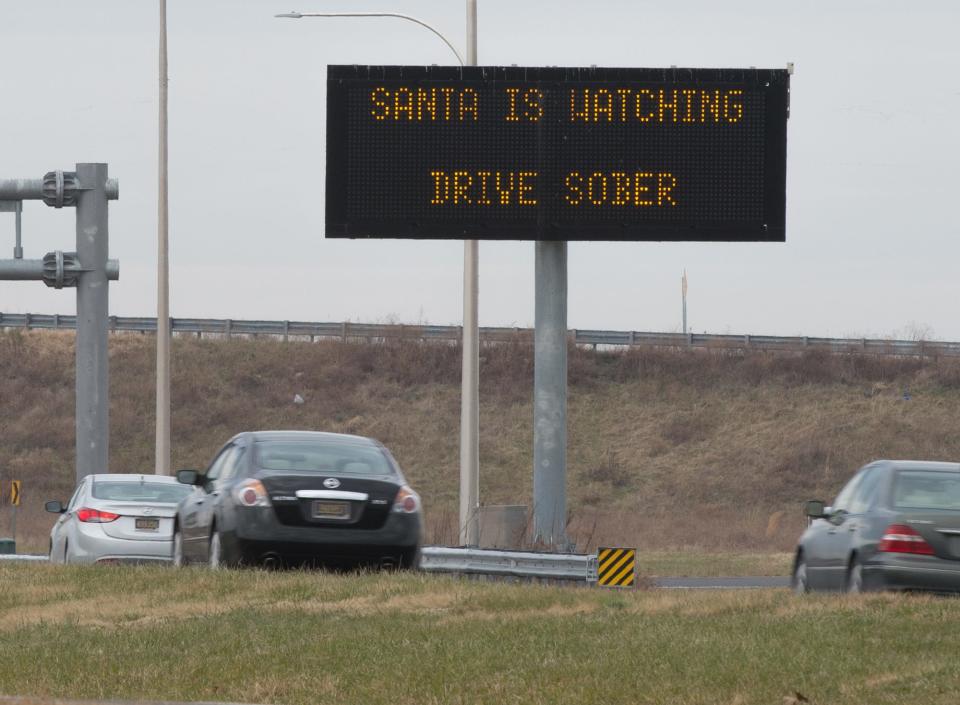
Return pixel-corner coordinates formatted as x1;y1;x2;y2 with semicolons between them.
533;241;568;549
75;163;111;482
459;0;480;547
0;167;118;486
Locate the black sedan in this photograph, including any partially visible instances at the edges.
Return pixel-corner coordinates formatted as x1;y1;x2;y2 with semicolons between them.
793;459;960;593
173;430;423;569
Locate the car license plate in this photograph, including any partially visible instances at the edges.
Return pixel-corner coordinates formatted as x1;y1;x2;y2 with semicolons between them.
135;517;160;531
312;500;350;519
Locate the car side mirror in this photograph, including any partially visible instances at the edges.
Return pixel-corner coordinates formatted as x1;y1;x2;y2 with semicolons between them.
45;500;65;514
176;469;200;486
804;500;827;519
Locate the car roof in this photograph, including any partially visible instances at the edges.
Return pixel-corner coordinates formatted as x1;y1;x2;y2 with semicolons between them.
242;430;379;446
88;474;181;483
877;460;960;473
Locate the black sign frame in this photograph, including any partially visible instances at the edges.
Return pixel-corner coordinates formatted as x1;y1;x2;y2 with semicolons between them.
326;65;789;242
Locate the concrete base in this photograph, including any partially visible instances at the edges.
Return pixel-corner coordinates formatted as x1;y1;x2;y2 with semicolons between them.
478;505;529;549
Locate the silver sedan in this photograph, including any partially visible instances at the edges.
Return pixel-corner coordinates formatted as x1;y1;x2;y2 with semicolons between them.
46;474;192;564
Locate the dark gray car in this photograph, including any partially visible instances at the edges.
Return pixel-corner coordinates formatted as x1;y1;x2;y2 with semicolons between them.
173;430;423;569
793;460;960;593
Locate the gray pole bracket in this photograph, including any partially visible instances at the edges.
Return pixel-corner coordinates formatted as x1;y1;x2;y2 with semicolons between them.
42;170;80;208
42;251;81;289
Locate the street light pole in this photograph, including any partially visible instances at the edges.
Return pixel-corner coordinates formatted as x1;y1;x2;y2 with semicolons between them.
460;0;480;547
276;4;481;546
156;0;171;476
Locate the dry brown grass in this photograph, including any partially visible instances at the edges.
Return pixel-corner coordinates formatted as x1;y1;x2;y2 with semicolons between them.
4;329;960;555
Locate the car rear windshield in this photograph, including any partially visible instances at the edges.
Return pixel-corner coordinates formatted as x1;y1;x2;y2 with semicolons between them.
254;440;393;475
892;470;960;511
92;481;192;504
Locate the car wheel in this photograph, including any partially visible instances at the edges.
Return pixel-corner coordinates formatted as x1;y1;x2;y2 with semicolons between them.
846;559;864;594
398;547;421;571
172;528;185;568
208;531;223;570
792;555;809;595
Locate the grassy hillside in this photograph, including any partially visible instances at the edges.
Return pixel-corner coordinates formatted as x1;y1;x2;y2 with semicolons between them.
3;328;960;553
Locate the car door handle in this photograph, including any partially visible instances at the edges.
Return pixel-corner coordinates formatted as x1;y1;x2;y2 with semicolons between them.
848;524;858;532
211;491;220;497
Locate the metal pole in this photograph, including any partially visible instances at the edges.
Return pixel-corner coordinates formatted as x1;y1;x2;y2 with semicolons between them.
682;270;688;336
74;163;110;482
459;0;480;547
533;241;568;548
276;12;466;65
14;201;22;259
156;0;171;475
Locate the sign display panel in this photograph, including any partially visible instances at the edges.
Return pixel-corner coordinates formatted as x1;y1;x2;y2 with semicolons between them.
326;65;789;241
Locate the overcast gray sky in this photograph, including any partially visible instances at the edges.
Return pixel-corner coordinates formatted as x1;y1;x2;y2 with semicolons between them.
2;0;958;338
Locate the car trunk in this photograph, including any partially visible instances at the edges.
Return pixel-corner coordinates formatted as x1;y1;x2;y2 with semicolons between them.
259;470;400;530
97;502;179;541
897;512;960;560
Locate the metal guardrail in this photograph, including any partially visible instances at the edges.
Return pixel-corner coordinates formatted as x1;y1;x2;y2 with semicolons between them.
2;312;959;357
420;546;596;582
0;547;598;582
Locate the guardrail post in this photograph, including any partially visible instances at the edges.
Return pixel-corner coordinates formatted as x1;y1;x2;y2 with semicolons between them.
24;312;31;330
225;318;232;338
341;321;348;342
283;320;289;342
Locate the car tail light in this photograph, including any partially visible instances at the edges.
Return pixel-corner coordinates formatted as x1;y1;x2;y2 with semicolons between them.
76;507;120;523
878;523;935;555
234;479;270;507
392;486;421;514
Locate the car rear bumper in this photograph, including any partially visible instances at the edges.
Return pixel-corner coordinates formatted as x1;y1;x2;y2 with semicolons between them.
228;509;422;565
72;524;173;564
864;555;960;593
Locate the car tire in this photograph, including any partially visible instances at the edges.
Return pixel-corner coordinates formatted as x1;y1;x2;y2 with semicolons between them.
208;530;223;570
398;547;421;571
792;555;809;595
846;558;864;594
172;528;185;568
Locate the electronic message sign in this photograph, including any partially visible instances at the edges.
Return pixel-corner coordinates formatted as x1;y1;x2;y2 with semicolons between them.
326;65;789;241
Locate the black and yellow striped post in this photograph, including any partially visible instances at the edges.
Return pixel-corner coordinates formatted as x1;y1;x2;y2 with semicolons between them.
597;547;636;588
